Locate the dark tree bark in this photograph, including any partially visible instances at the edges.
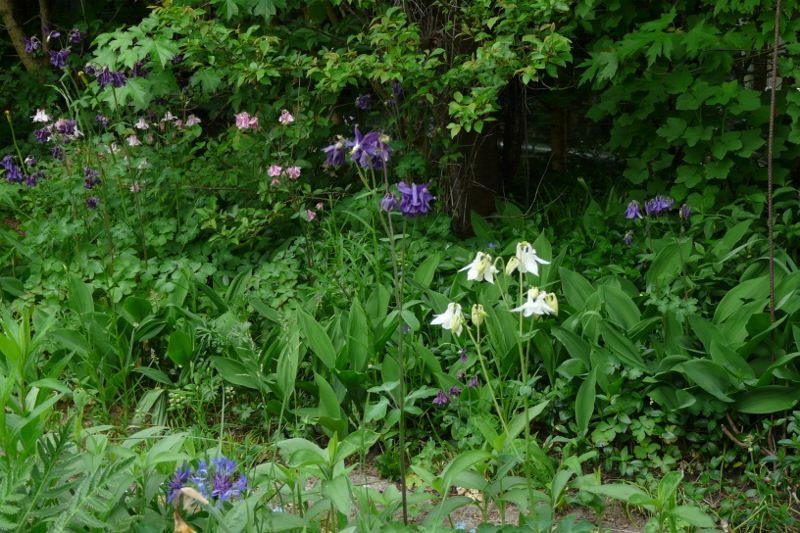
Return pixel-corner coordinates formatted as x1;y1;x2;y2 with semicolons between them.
0;0;40;72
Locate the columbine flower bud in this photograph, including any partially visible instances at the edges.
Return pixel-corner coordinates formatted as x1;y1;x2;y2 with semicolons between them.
544;293;559;316
471;304;487;326
505;256;519;275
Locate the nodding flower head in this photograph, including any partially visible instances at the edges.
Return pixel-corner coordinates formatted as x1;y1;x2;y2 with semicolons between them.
24;36;41;54
644;195;674;216
355;94;373;110
625;200;643;220
433;390;449;406
49;49;70;68
396;182;434;217
679;204;691;221
278;109;294;125
322;136;351;167
380;193;398;212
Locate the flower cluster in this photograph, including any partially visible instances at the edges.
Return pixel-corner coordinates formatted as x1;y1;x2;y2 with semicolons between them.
24;26;82;69
431;242;557;336
623;196;691;245
2;154;44;188
94;66;127;89
381;182;435;217
167;456;248;506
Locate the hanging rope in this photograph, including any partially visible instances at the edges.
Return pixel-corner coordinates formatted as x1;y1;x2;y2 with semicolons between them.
767;0;781;329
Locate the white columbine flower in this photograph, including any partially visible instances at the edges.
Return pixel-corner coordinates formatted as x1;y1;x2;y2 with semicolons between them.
514;241;550;276
459;252;498;283
511;288;555;318
134;117;149;130
431;303;465;336
32;109;50;123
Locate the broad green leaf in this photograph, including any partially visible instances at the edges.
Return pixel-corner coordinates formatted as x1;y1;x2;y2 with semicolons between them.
735;386;800;414
552;327;590;364
559;268;595;311
670;505;716;528
167;330;193;366
346;299;369;371
601;285;640;330
277;329;299;398
298;310;336;369
575;368;596;436
679;360;734;402
441;450;491;490
413;254;440;289
68;274;93;315
600;322;647;371
508;400;549;440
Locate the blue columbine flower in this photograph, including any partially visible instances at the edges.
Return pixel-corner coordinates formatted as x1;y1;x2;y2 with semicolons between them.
449;386;462;397
68;29;83;45
34;128;50;143
84;167;101;189
397;182;434;217
679;204;691;221
623;230;634;246
51;146;63;160
50;49;70;68
644;195;674;216
433;390;449;406
97;66;126;88
86;196;98;209
625;200;643;220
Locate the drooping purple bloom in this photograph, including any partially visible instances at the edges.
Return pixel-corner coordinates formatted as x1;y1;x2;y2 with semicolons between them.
51;146;63;160
131;59;150;78
84;167;101;189
380;193;398;212
623;230;634;246
322;137;350;167
397;182;434;217
50;49;70;68
459;348;468;363
34;128;51;143
24;155;36;167
86;196;98;209
644;195;674;216
167;465;191;504
171;54;185;65
433;390;449;406
355;94;373;110
1;156;23;183
68;29;83;45
84;63;97;76
95;114;109;129
449;386;462;397
467;375;479;388
24;36;41;54
97;66;126;88
624;200;643;220
25;171;44;188
350;127;392;169
54;118;78;136
43;27;60;42
679;204;691;221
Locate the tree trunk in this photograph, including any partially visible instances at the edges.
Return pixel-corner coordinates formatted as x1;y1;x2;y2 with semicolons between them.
0;0;40;72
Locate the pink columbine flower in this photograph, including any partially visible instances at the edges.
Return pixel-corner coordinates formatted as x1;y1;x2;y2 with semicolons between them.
127;135;141;146
268;165;283;177
185;114;201;127
306;209;316;221
134;117;149;130
32;109;50;123
278;109;294;125
270;178;280;186
284;166;301;180
315;202;324;210
235;112;258;130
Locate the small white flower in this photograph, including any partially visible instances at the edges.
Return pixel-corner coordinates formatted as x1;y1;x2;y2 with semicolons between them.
32;109;50;123
511;288;554;318
134;117;149;130
185;114;201;127
126;134;141;146
431;303;465;336
459;251;498;283
505;256;520;275
515;241;550;276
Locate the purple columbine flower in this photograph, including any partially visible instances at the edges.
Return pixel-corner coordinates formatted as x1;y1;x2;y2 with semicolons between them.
44;27;60;42
24;155;36;167
625;200;643;220
467;375;479;388
322;136;350;167
24;36;41;54
84;63;97;76
68;29;83;45
679;204;691;221
51;146;63;160
355;94;373;110
131;59;150;78
459;348;468;363
54;118;78;136
433;390;449;406
25;171;44;188
97;66;126;88
1;156;23;183
95;114;109;129
644;195;674;216
171;54;185;65
380;193;398;212
34;128;51;143
86;196;98;209
167;465;191;504
84;167;101;189
397;182;434;217
623;230;634;246
50;49;70;68
449;386;462;397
